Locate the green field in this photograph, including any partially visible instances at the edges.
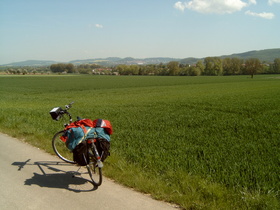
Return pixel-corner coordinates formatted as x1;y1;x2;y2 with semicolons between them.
0;75;279;209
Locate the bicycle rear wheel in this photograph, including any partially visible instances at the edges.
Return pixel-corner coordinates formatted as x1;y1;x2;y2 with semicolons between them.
86;156;102;186
52;130;75;164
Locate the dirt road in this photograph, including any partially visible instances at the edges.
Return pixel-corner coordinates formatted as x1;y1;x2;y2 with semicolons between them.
0;133;177;210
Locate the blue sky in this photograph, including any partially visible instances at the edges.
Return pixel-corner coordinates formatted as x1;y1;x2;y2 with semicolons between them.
0;0;279;65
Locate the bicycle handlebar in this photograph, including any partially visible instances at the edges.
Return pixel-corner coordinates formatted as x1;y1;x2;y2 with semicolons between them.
61;102;74;123
65;101;74;110
50;102;74;123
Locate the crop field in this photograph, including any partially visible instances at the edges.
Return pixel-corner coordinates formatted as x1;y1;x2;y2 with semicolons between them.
0;75;279;209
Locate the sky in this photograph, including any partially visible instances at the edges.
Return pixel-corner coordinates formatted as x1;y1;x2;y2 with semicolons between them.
0;0;280;65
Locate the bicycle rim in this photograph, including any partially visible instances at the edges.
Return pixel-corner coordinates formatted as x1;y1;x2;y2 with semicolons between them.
86;158;102;186
52;130;75;164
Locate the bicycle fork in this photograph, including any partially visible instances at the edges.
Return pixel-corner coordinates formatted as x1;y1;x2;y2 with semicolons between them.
87;139;103;168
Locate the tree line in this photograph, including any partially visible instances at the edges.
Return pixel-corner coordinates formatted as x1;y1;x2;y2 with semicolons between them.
3;66;50;75
49;63;107;74
3;57;280;77
113;57;280;78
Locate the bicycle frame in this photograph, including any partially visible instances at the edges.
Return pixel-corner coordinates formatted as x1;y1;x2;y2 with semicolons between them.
87;139;103;168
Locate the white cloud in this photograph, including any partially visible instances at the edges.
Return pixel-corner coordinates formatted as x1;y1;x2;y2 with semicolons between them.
95;24;103;28
245;10;275;19
174;1;276;20
248;0;257;5
174;1;186;11
174;0;250;14
174;0;252;14
268;0;280;5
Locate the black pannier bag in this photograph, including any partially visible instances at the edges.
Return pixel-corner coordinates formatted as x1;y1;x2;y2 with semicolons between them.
72;141;89;166
73;139;110;165
95;138;111;162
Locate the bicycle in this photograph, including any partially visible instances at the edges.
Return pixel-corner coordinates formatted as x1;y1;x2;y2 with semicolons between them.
50;102;103;186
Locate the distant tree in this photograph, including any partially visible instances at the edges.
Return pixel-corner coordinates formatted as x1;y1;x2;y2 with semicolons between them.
129;65;139;75
272;58;280;73
223;57;243;75
153;64;162;75
179;66;189;76
145;64;157;75
258;60;270;74
22;69;28;75
245;58;262;78
232;58;243;75
158;64;169;76
138;66;145;75
196;60;205;75
50;63;66;73
188;66;201;76
65;63;75;73
223;58;232;75
204;57;222;75
79;68;91;74
116;65;128;75
167;61;179;76
93;64;102;69
7;69;14;74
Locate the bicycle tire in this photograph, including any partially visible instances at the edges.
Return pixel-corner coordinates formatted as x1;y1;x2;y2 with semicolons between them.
86;156;102;186
52;130;75;164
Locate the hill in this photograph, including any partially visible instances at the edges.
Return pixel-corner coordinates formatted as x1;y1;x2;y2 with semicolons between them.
2;60;57;67
69;57;180;66
1;48;279;66
220;48;280;62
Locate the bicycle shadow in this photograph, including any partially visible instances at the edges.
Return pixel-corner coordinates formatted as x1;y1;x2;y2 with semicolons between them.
12;160;97;192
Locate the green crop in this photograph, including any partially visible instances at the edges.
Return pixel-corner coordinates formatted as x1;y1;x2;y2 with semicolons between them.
0;74;279;209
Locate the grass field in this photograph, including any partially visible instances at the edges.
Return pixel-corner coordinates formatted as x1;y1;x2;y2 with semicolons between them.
0;75;279;209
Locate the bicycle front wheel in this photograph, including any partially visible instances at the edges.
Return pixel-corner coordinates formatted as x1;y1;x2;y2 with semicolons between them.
86;157;102;186
52;130;75;164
